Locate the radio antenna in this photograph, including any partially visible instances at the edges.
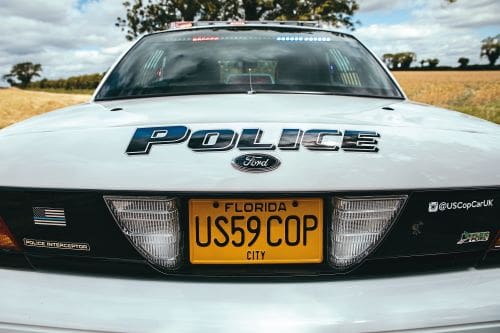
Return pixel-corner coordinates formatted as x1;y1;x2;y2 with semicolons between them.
247;68;256;95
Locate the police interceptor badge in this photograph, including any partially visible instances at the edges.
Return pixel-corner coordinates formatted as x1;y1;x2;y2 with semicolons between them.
23;238;90;251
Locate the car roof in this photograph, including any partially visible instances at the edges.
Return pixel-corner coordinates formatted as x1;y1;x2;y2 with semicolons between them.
145;21;355;39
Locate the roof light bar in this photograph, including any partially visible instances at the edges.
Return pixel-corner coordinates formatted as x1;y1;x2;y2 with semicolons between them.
170;21;193;29
104;196;181;269
170;20;321;29
0;216;21;252
329;195;407;269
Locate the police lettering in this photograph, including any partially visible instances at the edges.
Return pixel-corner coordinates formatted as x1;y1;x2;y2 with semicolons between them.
126;126;379;154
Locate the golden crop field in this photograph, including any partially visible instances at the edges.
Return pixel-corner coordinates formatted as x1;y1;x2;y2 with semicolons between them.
0;71;499;128
393;71;500;124
0;88;89;129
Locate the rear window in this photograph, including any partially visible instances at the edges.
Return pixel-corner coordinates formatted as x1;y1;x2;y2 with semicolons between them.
95;27;402;100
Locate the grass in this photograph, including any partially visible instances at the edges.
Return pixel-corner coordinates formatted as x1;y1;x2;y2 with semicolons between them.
393;71;500;124
0;71;498;128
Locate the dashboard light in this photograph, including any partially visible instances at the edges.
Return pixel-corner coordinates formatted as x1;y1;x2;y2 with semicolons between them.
104;196;181;269
0;217;21;251
330;196;407;269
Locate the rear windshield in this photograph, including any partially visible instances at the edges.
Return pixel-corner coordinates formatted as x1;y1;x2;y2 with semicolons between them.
95;27;402;100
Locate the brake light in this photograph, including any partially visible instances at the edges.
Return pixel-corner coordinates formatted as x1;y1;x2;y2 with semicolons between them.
192;36;220;42
0;217;21;251
104;196;181;269
329;196;407;269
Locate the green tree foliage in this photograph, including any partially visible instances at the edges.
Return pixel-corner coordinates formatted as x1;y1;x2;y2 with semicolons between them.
481;35;500;66
427;58;439;68
116;0;359;41
457;57;469;68
398;52;416;69
28;73;104;91
382;53;394;69
3;62;42;88
382;52;416;69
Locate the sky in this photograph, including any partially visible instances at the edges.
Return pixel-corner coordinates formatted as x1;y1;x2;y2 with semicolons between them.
0;0;498;85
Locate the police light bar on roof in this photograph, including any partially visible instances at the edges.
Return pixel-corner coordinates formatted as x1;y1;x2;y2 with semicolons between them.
170;21;193;29
169;20;321;29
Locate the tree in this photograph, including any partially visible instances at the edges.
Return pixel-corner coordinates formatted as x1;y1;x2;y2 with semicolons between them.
27;73;105;91
382;52;416;69
266;0;359;26
457;57;469;68
398;52;416;69
382;53;396;69
419;59;426;68
480;35;499;66
2;62;42;88
116;0;359;41
427;58;439;68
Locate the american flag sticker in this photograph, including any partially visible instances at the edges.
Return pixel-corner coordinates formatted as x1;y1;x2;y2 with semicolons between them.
33;207;67;227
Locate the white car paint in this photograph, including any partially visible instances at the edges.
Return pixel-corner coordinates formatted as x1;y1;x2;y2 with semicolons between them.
0;94;498;191
0;267;499;333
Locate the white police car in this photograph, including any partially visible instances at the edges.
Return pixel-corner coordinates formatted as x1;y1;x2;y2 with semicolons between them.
0;22;499;332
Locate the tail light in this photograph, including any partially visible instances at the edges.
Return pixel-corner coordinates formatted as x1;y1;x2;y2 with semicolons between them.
104;196;181;269
329;195;407;269
494;232;500;249
0;216;21;252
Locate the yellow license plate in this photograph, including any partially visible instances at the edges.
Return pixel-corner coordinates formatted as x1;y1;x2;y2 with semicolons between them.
189;198;323;264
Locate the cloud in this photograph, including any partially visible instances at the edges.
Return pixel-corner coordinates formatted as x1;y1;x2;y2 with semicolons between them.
0;0;132;84
0;0;73;24
356;22;486;66
357;24;436;41
412;0;500;28
353;0;500;66
357;0;408;13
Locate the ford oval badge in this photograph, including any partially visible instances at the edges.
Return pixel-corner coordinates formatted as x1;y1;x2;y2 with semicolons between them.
232;154;281;173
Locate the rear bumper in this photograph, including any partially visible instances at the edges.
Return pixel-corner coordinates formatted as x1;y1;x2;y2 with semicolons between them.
1;267;499;333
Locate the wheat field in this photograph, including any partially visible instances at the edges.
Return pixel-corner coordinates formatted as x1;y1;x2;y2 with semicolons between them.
0;71;499;128
0;88;89;129
393;71;500;124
